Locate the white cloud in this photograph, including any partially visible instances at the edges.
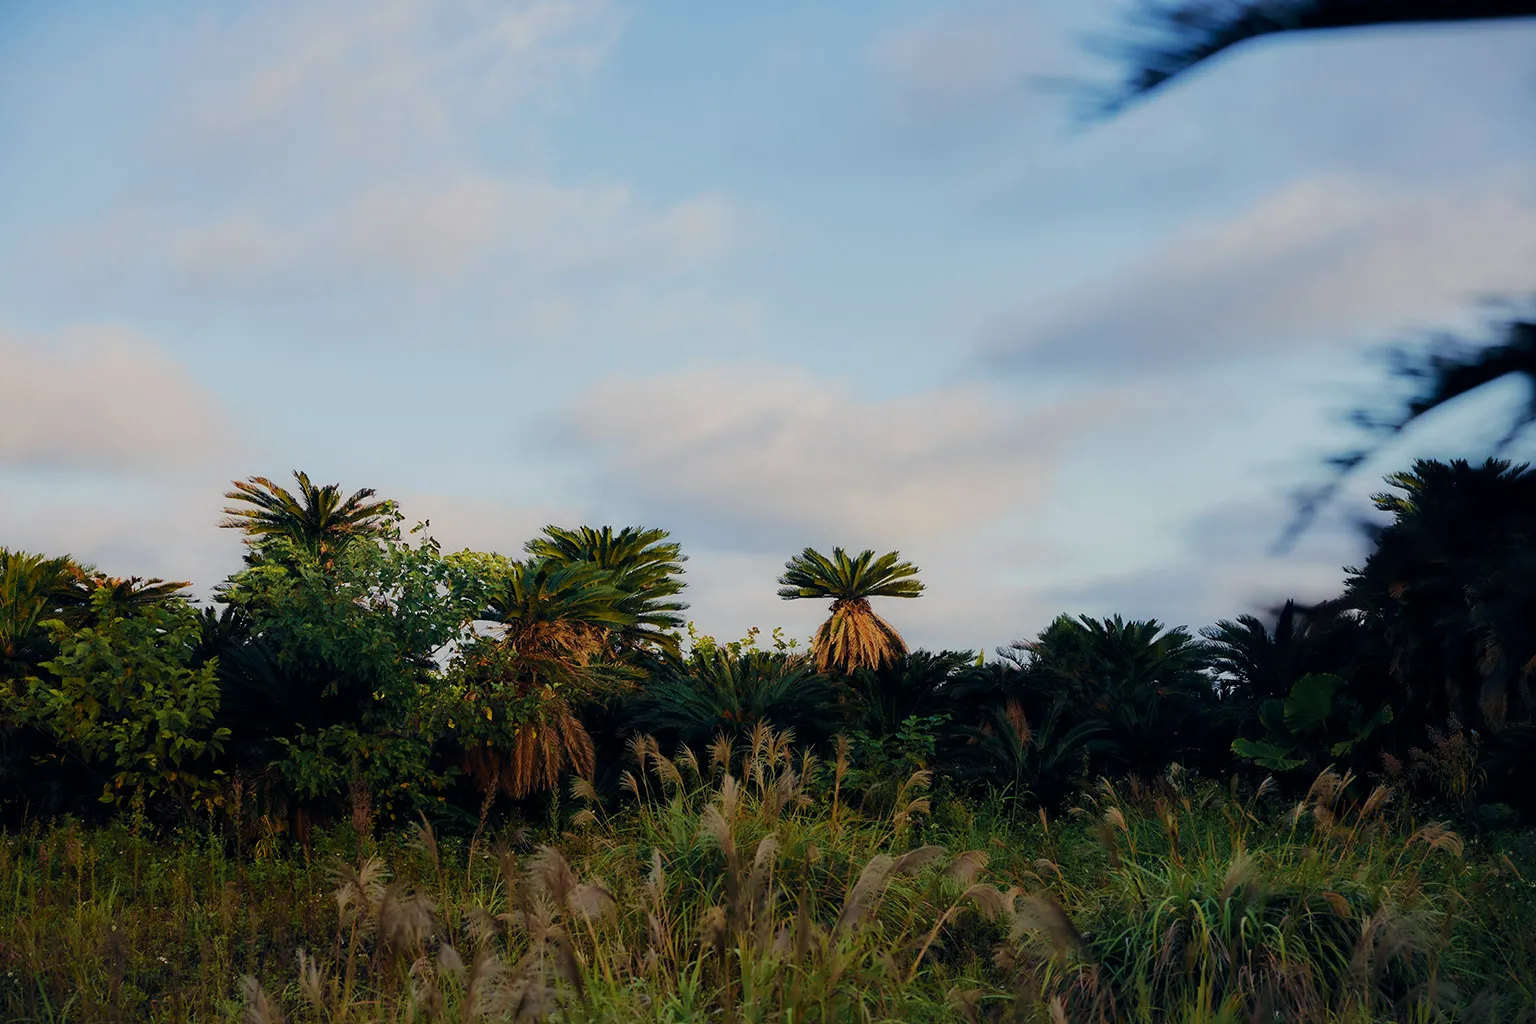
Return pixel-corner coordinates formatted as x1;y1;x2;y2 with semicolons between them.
558;364;1134;551
983;174;1536;376
27;0;733;338
870;2;1078;125
0;324;234;471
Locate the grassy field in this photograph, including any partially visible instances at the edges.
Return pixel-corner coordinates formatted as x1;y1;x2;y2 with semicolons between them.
4;731;1535;1023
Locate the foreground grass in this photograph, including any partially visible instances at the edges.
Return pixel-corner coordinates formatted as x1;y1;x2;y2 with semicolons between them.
3;732;1535;1022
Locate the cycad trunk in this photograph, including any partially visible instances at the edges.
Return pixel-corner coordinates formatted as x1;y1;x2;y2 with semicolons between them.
814;598;908;675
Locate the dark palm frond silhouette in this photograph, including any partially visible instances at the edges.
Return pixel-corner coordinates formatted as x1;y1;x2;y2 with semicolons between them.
1101;0;1536;114
1279;311;1536;548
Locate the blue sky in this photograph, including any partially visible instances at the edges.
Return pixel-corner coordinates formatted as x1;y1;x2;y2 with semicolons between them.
3;0;1534;650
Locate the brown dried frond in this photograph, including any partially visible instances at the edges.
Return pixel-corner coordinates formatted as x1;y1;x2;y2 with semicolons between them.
646;848;666;903
814;597;908;674
719;772;742;822
834;734;851;782
1307;767;1352;813
798;748;819;782
411;813;441;875
1323;892;1353;919
700;903;729;950
950;987;984;1024
437;943;465;982
469;906;507;946
945;849;989;885
240;976;286;1024
1003;699;1031;746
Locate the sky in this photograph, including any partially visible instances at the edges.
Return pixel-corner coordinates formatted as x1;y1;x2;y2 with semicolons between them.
2;0;1534;651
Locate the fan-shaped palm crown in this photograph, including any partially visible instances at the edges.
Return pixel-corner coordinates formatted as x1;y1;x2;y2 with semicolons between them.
220;471;395;565
481;557;635;666
525;525;687;654
777;547;924;675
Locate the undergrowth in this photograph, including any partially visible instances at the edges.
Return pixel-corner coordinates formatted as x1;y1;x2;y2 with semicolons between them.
3;727;1534;1023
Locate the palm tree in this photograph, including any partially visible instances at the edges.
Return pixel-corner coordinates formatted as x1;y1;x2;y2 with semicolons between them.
1103;0;1536;114
1007;614;1218;778
0;549;87;684
777;547;925;675
525;525;688;656
1343;458;1536;731
631;648;844;749
220;471;395;566
461;557;638;799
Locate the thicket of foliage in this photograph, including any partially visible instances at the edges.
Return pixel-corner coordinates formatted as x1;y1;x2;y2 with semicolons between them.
4;460;1536;1020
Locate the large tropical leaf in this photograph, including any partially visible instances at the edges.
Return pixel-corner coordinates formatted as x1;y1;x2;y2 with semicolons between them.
1283;673;1344;734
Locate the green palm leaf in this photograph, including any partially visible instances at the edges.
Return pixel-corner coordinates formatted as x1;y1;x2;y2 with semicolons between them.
220;471;395;565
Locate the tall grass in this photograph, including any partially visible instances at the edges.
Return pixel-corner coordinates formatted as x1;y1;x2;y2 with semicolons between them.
2;730;1533;1022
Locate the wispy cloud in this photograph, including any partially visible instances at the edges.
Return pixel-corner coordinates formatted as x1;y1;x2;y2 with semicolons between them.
557;364;1140;551
982;174;1536;377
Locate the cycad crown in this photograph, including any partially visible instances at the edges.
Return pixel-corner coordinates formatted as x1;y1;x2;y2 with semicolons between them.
777;547;923;675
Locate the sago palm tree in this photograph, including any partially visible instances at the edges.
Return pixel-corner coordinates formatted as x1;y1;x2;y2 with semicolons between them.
462;557;637;798
220;471;395;566
0;549;87;683
525;525;688;656
631;648;844;749
777;547;924;675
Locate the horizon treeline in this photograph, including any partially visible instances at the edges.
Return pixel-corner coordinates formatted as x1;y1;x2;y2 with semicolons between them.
3;456;1535;835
